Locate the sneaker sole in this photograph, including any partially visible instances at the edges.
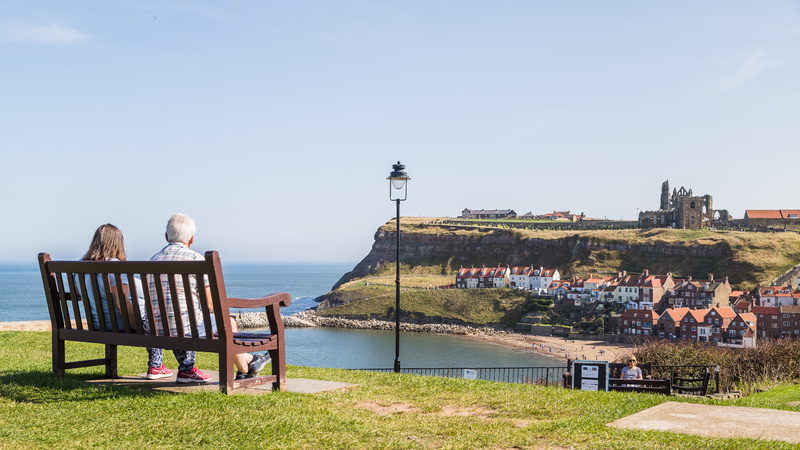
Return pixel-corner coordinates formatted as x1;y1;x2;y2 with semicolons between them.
176;377;211;383
248;356;272;377
146;372;173;380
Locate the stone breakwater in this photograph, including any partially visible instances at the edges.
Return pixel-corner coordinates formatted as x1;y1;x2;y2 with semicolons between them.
235;312;317;329
236;310;511;337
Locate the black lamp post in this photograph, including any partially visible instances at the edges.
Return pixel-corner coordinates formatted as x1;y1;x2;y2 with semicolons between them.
387;161;409;373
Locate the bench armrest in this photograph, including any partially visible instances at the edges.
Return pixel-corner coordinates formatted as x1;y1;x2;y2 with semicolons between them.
227;292;292;309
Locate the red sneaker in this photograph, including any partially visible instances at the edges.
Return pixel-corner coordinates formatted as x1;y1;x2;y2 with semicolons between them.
176;367;211;383
146;364;173;380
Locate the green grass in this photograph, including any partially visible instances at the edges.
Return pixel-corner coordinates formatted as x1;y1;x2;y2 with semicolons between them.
1;331;799;448
319;285;529;326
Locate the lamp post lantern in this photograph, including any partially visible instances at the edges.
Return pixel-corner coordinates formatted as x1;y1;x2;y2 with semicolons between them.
387;161;409;373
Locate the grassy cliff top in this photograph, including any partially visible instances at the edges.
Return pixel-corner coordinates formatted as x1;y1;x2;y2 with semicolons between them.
373;218;800;290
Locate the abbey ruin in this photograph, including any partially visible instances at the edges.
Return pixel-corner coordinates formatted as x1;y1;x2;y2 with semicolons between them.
638;180;729;229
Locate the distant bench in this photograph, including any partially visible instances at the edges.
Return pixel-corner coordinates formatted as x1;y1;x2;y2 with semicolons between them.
564;362;672;395
38;251;291;394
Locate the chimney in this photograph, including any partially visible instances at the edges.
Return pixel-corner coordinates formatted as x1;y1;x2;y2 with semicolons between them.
708;273;714;283
623;271;627;277
688;275;692;282
643;269;649;277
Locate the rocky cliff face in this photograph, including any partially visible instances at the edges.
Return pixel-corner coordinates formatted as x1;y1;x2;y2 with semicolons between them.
332;225;735;289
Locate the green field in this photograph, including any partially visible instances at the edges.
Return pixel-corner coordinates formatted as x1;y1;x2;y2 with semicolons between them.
1;330;797;448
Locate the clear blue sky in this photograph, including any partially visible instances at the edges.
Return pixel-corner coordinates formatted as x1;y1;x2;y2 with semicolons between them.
2;1;799;262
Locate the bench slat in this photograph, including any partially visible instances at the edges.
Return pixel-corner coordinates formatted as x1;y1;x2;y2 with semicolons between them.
54;273;72;330
196;273;215;340
181;273;200;338
65;273;84;331
166;274;185;338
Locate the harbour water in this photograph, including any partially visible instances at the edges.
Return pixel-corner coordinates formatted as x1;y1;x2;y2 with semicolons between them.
1;262;562;369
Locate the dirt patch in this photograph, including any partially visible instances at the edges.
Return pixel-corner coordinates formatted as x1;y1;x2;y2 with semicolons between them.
438;404;496;419
357;401;420;415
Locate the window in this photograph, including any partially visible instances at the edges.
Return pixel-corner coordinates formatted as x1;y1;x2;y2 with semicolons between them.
784;321;790;327
682;326;686;330
691;326;696;331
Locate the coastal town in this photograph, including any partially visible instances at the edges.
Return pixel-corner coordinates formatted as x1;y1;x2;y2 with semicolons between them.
451;180;800;350
455;264;800;348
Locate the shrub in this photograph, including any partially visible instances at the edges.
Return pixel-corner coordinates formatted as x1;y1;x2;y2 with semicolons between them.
630;339;800;395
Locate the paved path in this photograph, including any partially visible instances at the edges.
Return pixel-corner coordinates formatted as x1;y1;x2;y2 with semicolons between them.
610;401;800;444
87;371;357;394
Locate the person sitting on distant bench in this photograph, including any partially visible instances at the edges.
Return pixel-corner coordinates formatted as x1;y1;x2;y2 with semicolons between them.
148;213;270;383
622;355;643;380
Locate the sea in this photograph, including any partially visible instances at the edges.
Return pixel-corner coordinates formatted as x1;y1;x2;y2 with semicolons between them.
1;262;562;369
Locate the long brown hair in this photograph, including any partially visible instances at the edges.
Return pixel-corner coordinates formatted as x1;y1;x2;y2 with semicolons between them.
82;224;127;261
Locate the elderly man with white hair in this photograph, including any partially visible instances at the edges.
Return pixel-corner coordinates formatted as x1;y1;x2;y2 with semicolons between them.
146;213;270;383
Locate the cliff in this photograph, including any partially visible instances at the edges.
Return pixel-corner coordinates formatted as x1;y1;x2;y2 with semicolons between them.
332;218;800;291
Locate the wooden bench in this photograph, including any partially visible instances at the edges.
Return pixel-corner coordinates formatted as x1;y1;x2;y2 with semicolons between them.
608;362;672;394
38;251;290;394
608;377;672;395
672;367;711;396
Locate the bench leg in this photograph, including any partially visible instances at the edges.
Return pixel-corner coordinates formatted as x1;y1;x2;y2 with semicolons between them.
219;351;235;395
269;348;286;392
53;334;65;377
105;344;118;378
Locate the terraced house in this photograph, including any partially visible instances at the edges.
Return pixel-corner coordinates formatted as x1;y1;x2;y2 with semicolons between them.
620;308;659;336
456;266;509;289
757;285;799;307
661;274;732;310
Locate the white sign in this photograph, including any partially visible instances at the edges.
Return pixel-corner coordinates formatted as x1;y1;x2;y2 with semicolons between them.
581;379;599;391
581;365;599;379
464;369;477;380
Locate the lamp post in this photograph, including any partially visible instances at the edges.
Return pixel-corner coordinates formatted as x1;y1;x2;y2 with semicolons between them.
387;161;409;373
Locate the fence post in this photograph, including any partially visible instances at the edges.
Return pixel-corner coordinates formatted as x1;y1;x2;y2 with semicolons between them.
545;367;550;386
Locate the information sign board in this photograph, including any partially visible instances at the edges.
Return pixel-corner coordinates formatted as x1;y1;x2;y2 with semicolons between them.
571;360;608;391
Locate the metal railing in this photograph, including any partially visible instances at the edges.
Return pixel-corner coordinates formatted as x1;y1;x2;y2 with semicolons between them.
354;366;568;386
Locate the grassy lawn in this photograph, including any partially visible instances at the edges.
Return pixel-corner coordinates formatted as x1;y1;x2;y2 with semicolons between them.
2;331;799;448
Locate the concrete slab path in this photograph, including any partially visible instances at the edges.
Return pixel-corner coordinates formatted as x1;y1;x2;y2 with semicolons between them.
87;370;357;395
609;401;800;444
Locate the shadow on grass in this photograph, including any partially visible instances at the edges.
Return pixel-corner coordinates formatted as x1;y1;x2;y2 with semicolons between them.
0;369;162;403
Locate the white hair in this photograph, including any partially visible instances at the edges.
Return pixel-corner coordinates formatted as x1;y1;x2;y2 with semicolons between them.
166;213;196;244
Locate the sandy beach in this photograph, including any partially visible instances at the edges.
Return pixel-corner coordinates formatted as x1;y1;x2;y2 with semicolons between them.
0;319;634;364
459;331;634;364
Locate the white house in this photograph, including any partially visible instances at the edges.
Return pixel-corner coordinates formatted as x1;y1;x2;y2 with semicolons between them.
509;266;532;289
530;267;560;293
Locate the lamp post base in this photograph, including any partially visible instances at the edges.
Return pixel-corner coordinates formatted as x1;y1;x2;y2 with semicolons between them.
394;358;401;373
